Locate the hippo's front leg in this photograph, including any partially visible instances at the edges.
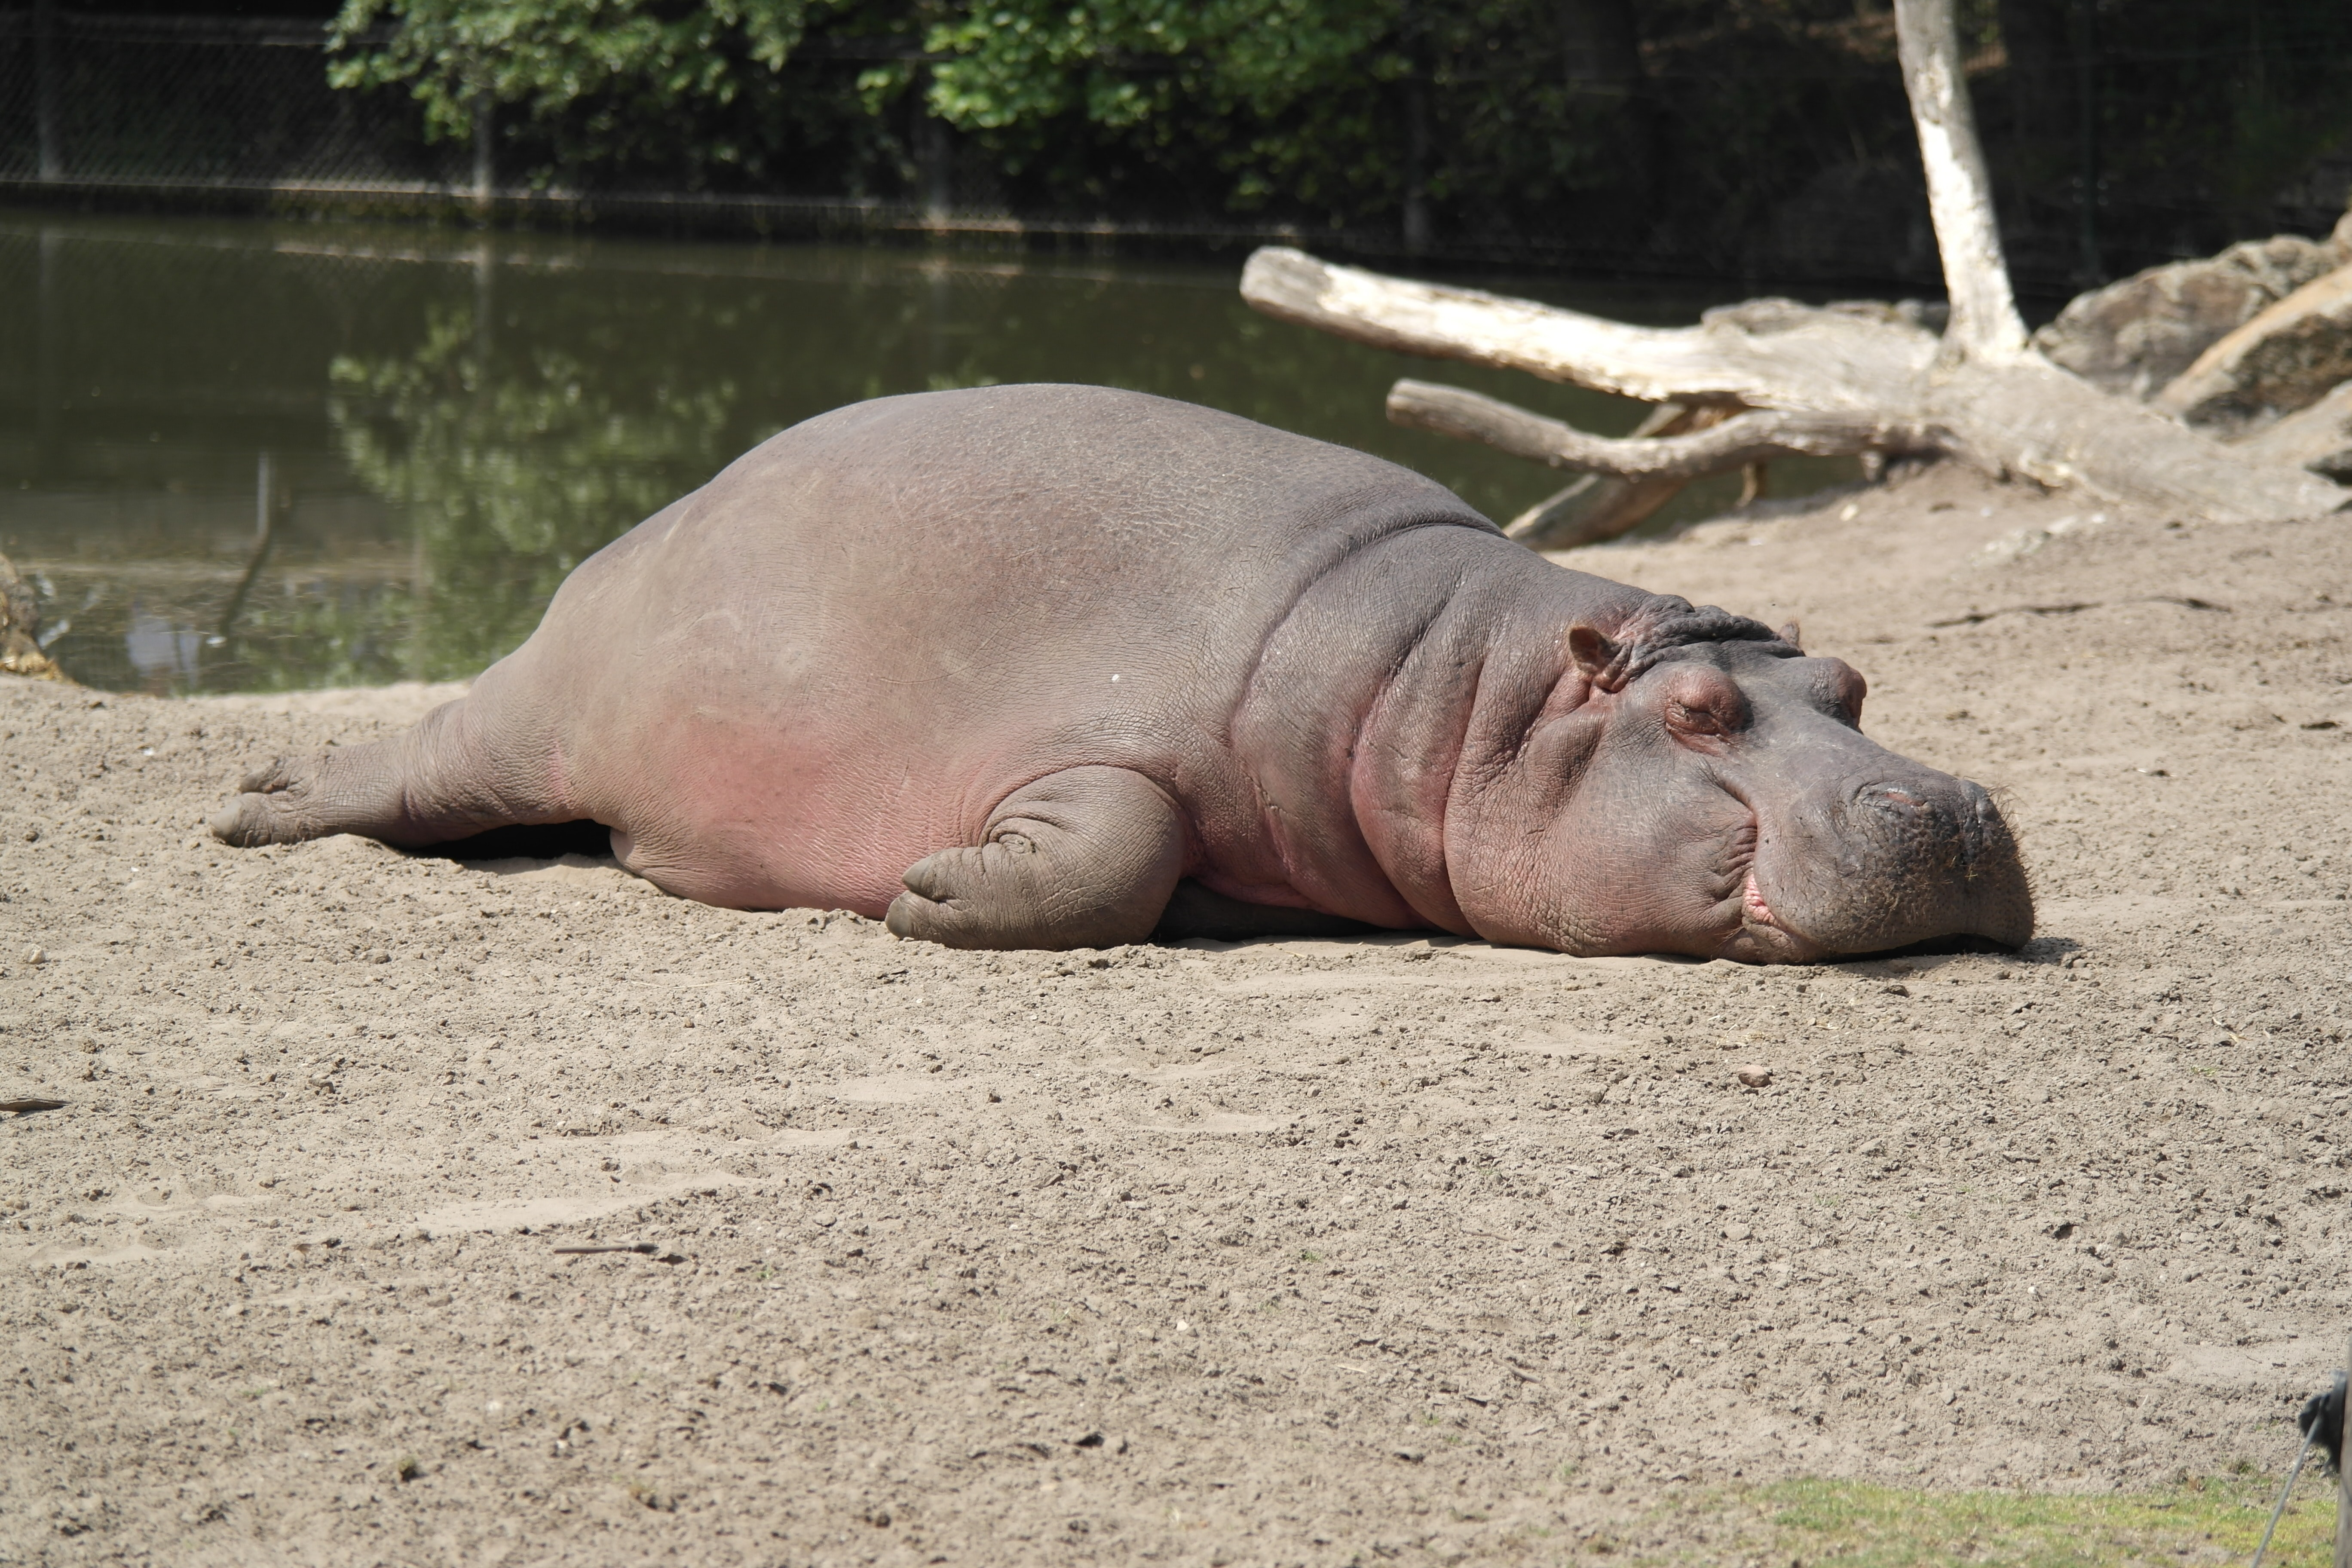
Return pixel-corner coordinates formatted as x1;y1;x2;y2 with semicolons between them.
885;767;1185;950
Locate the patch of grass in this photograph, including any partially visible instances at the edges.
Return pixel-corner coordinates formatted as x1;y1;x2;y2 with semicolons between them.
622;1477;678;1512
1629;1473;2335;1566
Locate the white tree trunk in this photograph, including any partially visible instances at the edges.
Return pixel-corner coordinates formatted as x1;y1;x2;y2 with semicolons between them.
1893;0;2027;363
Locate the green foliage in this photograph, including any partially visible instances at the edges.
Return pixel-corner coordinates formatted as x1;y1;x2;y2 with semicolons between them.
328;0;815;139
326;0;870;182
934;0;1398;129
916;0;1403;208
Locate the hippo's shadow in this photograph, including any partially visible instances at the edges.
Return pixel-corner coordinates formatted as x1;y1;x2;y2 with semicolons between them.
401;828;2061;966
1824;931;2071;971
414;819;617;863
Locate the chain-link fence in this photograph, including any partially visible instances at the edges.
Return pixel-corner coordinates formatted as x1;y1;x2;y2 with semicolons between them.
0;10;467;192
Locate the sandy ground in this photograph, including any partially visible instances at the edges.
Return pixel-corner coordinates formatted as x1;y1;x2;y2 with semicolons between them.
3;461;2350;1567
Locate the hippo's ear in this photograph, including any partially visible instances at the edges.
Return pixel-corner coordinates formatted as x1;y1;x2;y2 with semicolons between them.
1778;620;1803;651
1567;625;1632;692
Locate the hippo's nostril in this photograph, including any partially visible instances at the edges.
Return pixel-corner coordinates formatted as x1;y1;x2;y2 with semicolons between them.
1857;783;1929;814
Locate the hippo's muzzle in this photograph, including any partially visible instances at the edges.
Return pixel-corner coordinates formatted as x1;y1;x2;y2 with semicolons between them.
1761;772;2034;957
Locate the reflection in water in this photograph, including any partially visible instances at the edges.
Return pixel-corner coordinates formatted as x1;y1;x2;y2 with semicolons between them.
322;299;743;681
125;605;202;686
0;213;1857;694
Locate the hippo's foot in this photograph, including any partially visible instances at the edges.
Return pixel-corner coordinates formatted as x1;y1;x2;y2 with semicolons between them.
209;749;405;847
886;766;1185;950
211;688;585;852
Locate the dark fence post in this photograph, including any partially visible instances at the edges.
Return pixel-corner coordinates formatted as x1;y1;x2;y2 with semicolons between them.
471;92;493;208
2337;1331;2350;1568
912;67;952;223
1400;0;1430;256
2073;0;2101;285
34;0;61;181
34;227;61;472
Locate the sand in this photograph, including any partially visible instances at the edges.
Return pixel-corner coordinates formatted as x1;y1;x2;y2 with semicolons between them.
3;462;2349;1565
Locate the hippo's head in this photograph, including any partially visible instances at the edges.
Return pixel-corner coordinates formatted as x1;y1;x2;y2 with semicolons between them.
1457;606;2032;962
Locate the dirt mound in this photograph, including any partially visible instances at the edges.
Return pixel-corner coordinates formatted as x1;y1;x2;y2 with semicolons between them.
3;464;2347;1563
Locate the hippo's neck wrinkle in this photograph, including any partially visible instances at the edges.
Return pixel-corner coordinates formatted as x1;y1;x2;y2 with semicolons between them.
1344;594;1489;935
1225;521;1498;931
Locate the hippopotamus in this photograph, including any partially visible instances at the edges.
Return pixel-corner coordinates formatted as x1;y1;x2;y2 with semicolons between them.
211;384;2031;961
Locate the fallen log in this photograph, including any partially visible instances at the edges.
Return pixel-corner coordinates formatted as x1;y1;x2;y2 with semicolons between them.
1502;402;1731;549
1243;248;2348;526
1238;0;2349;533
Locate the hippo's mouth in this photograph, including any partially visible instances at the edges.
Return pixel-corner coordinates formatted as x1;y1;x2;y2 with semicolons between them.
1703;812;1819;961
1718;852;1830;963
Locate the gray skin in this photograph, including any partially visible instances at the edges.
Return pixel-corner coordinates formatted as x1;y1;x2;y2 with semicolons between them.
211;385;2033;961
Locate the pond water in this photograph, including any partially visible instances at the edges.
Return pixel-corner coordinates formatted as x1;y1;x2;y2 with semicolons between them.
0;211;1858;694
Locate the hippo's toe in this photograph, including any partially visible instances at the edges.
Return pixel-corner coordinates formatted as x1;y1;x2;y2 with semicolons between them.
208;756;328;846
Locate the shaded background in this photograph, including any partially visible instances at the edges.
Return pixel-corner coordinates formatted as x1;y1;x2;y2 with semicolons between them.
0;0;2346;291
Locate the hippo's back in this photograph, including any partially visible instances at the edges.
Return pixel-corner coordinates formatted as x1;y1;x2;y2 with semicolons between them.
541;385;1499;910
691;383;1488;637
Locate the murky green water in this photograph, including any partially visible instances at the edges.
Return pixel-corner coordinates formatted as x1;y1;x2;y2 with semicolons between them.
0;212;1853;695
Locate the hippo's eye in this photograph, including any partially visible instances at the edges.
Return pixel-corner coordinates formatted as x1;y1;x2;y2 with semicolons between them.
1665;700;1728;736
1659;668;1751;743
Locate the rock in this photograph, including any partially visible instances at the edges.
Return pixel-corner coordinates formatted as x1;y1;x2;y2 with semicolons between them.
2223;363;2352;480
1734;1066;1773;1088
2155;265;2352;429
0;552;68;683
2033;233;2346;399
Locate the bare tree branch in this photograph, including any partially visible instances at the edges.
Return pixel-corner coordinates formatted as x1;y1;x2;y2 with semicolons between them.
1237;0;2351;530
1387;380;1890;479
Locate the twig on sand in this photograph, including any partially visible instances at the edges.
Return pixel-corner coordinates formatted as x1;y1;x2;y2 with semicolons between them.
553;1242;658;1256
